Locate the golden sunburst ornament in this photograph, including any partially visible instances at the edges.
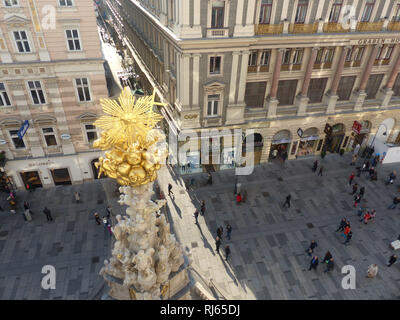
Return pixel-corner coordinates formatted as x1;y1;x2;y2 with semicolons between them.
92;87;168;187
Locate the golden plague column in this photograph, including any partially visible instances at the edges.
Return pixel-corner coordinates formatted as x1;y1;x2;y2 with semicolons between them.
95;87;189;300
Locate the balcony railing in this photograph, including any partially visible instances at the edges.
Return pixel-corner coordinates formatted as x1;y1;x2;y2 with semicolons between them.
247;66;257;73
323;22;350;33
356;21;383;32
207;28;229;38
387;21;400;31
289;23;317;34
247;65;270;73
254;23;283;35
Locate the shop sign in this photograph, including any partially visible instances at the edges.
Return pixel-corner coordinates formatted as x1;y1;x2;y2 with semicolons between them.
352;121;362;135
351;38;400;45
60;134;71;140
28;161;54;167
297;128;303;138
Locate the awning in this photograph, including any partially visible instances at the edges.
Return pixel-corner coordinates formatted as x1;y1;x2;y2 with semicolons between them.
272;139;291;144
301;135;319;141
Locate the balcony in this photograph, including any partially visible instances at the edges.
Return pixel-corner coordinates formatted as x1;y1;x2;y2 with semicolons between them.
313;62;332;70
323;22;350;33
247;66;257;73
356;21;383;32
254;23;283;35
387;21;400;31
207;28;229;38
247;65;269;73
289;23;317;34
374;59;391;66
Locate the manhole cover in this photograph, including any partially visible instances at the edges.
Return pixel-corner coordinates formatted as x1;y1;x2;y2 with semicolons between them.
306;223;314;229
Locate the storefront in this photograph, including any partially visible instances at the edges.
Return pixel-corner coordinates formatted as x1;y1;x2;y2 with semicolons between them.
242;133;263;165
179;151;202;174
5;150;105;190
297;128;319;157
324;123;346;153
269;130;291;160
351;120;371;148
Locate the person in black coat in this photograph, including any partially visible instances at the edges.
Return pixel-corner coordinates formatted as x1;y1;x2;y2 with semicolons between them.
322;251;332;264
306;240;318;256
387;254;397;267
215;236;221;254
324;258;334;273
224;245;231;261
336;218;347;232
282;194;291;208
312;160;318;173
309;256;319;271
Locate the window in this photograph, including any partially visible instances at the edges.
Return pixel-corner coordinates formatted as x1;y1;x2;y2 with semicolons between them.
84;124;98;144
384;45;394;60
207;94;219;116
295;0;308;23
28;81;46;105
392;4;400;22
42;128;57;147
376;45;394;61
59;0;73;6
307;78;328;103
293;49;303;64
259;0;273;24
347;46;365;62
65;29;81;51
260;50;270;65
365;74;384;100
211;1;225;28
245;82;267;108
337;76;356;101
248;51;258;66
329;0;343;22
315;48;334;65
9;130;25;149
75;78;91;101
282;49;292;64
354;47;365;61
0;83;11;107
13;31;31;53
209;56;222;74
4;0;18;6
277;80;298;106
324;48;335;63
361;0;375;22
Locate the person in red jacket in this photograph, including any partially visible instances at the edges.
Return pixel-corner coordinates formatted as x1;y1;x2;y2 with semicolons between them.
236;193;242;204
343;225;351;239
349;172;355;185
361;212;371;224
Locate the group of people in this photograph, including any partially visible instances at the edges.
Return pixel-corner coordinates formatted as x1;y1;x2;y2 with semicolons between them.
312;160;324;176
306;240;335;273
215;224;232;261
94;206;113;235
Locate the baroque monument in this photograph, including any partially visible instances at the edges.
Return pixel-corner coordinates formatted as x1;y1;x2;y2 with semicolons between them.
94;87;190;300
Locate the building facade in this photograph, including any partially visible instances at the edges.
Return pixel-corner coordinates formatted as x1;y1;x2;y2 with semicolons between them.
100;0;400;173
0;0;108;189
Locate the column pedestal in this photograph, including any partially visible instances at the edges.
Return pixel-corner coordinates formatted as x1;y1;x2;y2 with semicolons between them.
377;88;393;109
353;91;367;111
296;95;309;116
267;98;278;118
325;93;339;114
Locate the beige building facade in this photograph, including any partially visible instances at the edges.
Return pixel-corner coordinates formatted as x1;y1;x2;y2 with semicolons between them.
0;0;108;189
100;0;400;172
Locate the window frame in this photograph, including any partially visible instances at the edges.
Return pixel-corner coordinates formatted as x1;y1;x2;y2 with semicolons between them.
295;0;309;24
392;3;400;22
4;0;19;7
0;82;12;107
329;0;343;22
260;50;271;66
211;1;225;29
58;0;74;7
8;129;26;150
293;49;303;65
259;0;273;24
41;127;58;147
13;30;31;53
209;55;223;75
361;0;375;22
75;77;92;102
83;123;98;145
65;28;82;52
27;80;46;105
206;94;220;117
248;51;258;67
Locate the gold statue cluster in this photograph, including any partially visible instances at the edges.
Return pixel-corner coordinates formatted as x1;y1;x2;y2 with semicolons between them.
93;87;167;187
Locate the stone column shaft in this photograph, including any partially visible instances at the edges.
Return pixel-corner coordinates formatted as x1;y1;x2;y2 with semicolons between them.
331;46;350;94
301;48;319;96
386;49;400;89
359;45;380;92
270;49;283;98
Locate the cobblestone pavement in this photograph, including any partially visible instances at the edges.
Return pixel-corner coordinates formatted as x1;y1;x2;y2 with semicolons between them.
0;178;122;300
158;153;400;299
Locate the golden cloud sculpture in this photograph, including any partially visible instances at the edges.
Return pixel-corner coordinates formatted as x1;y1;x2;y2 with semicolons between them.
93;87;168;187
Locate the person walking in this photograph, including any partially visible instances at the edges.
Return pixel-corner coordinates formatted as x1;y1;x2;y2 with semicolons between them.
226;223;232;240
215;236;221;254
387;196;400;209
103;216;109;231
312;160;318;173
354;194;362;207
106;205;112;218
343;224;351;239
336;218;347;232
349;172;355;185
350;154;358;166
359;186;365;198
309;256;319;271
193;210;199;224
23;201;34;215
350;183;358;195
24;207;32;221
200;200;206;216
387;254;397;267
74;192;81;204
168;183;173;197
361;211;371;224
367;264;378;278
224;245;231;261
94;212;101;225
343;231;353;245
324;258;334;273
317;166;324;176
282;194;291;208
217;226;223;239
43;207;53;222
306;240;318;256
322;251;332;264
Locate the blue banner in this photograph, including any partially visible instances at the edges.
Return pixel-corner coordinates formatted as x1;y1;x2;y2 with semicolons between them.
18;120;29;140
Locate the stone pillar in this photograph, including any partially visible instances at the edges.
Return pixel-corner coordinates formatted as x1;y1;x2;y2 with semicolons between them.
180;0;201;38
296;47;318;116
237;51;250;104
267;49;283;118
378;49;400;107
192;54;200;107
354;45;380;111
326;46;351;114
179;54;190;108
228;52;240;105
234;0;255;36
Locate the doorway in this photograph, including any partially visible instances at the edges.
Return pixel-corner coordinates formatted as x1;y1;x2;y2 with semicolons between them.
20;171;43;188
51;168;72;185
